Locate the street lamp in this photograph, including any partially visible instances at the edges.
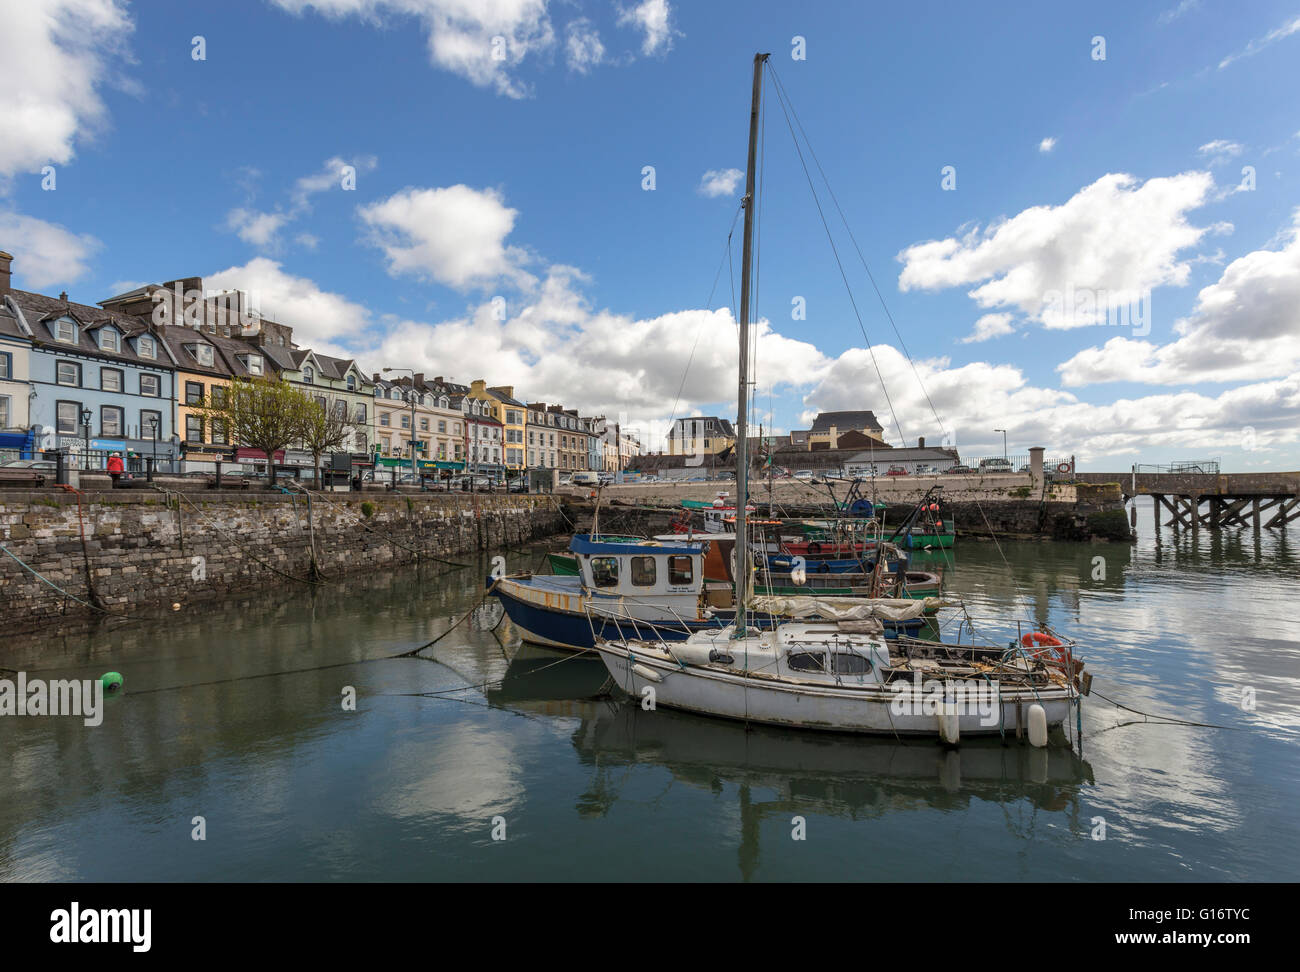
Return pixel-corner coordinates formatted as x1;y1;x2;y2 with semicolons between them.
994;428;1007;462
147;416;158;482
80;407;92;468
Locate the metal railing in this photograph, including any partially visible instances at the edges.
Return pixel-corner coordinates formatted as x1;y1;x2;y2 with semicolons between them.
1134;460;1221;475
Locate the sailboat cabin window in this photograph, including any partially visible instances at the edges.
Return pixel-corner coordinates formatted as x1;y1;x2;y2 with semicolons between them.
787;652;827;673
590;557;619;588
667;556;693;585
630;556;656;587
833;652;872;675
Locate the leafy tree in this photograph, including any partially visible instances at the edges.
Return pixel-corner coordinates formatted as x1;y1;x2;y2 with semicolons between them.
195;377;312;486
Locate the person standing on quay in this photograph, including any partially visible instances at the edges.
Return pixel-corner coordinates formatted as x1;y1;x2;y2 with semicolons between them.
107;451;124;488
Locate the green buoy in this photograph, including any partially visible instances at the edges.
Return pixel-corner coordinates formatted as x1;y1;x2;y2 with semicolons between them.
101;672;124;693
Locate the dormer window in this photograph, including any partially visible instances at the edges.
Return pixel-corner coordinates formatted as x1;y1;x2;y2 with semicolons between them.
440;396;449;409
55;319;77;344
303;366;314;384
245;354;263;376
346;374;356;391
191;343;214;366
137;335;156;359
99;328;120;353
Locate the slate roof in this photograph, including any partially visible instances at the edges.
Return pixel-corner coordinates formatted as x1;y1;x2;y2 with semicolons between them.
809;410;883;433
669;416;735;437
6;289;175;368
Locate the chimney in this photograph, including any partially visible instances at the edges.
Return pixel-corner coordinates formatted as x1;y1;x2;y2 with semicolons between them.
59;291;68;303
413;372;425;387
918;436;925;448
0;250;11;296
372;372;381;383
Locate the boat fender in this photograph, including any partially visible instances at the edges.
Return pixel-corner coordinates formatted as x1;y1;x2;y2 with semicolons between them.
1027;703;1048;748
631;663;663;683
938;704;960;746
707;650;735;666
806;541;822;555
101;671;124;693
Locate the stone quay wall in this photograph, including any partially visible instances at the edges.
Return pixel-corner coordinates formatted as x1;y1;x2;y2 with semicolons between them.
0;490;567;631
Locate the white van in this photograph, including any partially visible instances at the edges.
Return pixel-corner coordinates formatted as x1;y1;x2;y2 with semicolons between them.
572;471;600;486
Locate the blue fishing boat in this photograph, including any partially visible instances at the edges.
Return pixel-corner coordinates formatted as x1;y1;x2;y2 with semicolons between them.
490;535;930;652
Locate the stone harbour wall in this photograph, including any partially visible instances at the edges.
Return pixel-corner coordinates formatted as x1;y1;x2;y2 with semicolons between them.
0;489;567;632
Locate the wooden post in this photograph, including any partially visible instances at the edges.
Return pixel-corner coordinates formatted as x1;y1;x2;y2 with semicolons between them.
1253;498;1261;531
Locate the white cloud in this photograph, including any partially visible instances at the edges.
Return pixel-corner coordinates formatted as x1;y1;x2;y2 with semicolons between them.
0;0;134;184
1158;0;1200;25
1197;139;1243;164
206;257;371;350
897;171;1214;329
225;209;292;249
270;0;555;98
0;211;100;287
1038;137;1056;153
565;18;605;74
1218;14;1300;70
960;313;1016;344
697;168;743;198
803;342;1300;460
223;155;378;251
617;0;677;56
359;184;534;291
1058;210;1300;387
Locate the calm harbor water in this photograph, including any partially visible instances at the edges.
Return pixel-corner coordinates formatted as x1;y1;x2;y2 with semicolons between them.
2;495;1298;882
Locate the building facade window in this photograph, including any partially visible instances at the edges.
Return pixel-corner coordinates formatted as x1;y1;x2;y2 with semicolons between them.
0;352;10;379
0;395;9;428
185;381;204;405
303;366;314;384
186;415;204;442
354;404;366;424
140;410;162;440
101;368;123;392
56;361;81;386
55;320;77;344
137;335;156;359
140;374;160;397
100;405;123;437
56;401;81;434
99;329;120;353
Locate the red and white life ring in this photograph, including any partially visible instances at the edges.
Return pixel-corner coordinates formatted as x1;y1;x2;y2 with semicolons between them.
1056;462;1072;474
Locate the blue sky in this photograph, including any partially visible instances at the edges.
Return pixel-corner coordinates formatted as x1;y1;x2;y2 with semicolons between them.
2;0;1299;469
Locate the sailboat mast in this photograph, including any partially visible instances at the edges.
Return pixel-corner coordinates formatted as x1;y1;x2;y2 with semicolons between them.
734;52;767;637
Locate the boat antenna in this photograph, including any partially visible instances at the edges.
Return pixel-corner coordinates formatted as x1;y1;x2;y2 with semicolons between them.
734;52;768;639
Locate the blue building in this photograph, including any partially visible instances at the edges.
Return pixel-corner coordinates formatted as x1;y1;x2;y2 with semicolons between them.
5;289;178;468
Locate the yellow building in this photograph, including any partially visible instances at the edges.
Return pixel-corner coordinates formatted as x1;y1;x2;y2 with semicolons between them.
665;416;735;456
806;410;885;450
159;325;267;469
469;379;526;472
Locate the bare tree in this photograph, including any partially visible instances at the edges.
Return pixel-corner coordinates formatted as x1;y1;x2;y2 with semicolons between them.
299;395;358;488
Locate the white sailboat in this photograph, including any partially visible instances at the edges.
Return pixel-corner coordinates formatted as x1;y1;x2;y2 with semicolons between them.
591;53;1088;744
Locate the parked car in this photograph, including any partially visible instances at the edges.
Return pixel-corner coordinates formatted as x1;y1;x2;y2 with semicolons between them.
0;459;57;470
885;465;908;476
793;469;814;481
914;464;940;475
945;464;975;475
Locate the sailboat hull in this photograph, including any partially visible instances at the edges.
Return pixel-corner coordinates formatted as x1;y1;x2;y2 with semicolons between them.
592;642;1074;738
